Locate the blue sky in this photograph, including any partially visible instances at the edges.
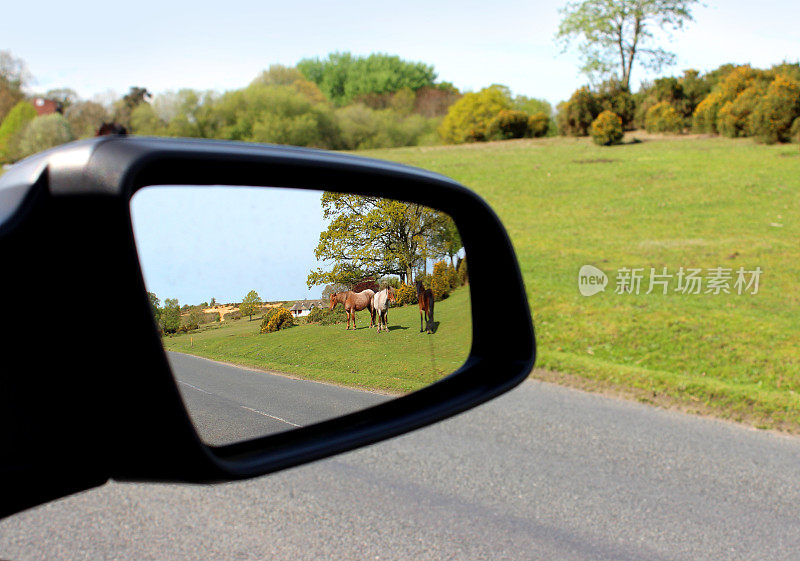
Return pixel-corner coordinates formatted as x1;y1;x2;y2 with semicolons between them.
130;186;327;304
4;1;798;106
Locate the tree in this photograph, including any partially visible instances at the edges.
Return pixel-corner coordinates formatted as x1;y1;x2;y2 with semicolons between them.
239;290;263;321
65;100;110;138
556;0;698;91
147;292;161;325
44;88;79;111
210;82;341;148
112;86;152;128
161;298;180;334
307;193;449;288
428;215;463;266
297;52;437;106
322;283;349;299
0;51;30;122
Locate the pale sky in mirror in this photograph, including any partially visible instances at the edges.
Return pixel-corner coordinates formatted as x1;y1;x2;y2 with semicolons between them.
130;186;328;305
3;1;797;106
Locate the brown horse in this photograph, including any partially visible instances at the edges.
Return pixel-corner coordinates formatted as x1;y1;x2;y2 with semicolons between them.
415;280;434;334
329;290;376;330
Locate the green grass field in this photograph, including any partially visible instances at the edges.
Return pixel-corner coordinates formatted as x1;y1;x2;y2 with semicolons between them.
163;287;472;393
357;135;800;430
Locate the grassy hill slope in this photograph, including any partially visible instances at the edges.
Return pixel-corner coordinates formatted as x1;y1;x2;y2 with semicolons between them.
362;136;800;430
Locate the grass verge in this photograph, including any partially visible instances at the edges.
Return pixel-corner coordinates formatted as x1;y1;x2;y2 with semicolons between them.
361;135;800;431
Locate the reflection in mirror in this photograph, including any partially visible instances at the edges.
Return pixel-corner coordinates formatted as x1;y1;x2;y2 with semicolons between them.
130;186;470;446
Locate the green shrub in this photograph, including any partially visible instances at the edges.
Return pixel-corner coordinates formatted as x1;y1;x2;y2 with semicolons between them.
306;306;347;325
203;311;221;323
212;83;341;149
527;112;549;137
335;104;437;150
394;283;417;305
446;263;460;290
260;307;294;333
457;257;468;285
716;86;763;138
438;86;511;143
557;87;601;137
693;66;773;134
430;261;451;300
223;310;241;321
590;111;623;146
752;75;800;144
490;109;529;139
180;308;204;332
0;101;37;162
679;69;713;120
693;91;725;133
597;80;635;129
790;117;800;143
12;114;75;160
645;102;683;134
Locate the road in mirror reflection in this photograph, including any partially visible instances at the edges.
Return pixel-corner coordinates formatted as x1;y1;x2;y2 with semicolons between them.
130;186;470;446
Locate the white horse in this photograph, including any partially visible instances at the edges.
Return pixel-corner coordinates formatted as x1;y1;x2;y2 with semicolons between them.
371;287;396;333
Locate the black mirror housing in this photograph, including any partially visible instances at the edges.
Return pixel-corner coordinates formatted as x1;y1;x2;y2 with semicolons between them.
0;136;535;517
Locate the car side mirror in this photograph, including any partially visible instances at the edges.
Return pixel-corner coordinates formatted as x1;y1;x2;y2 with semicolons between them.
0;136;535;517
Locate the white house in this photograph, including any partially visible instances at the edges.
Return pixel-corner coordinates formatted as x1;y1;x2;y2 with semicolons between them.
289;299;325;318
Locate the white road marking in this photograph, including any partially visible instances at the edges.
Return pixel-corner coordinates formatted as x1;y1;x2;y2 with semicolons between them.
178;381;210;394
240;406;303;428
178;379;303;428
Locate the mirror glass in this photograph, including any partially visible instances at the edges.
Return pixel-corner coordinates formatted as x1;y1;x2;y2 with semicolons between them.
130;185;470;446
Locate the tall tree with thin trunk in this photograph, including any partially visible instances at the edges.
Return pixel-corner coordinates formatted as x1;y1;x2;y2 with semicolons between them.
556;0;698;91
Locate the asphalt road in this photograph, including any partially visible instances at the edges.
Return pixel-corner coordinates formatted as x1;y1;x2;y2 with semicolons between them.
2;358;800;560
168;352;390;445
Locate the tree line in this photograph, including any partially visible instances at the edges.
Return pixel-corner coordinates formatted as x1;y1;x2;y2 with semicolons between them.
2;2;798;163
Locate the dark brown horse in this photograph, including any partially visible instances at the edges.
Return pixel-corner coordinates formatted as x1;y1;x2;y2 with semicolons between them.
415;280;434;334
329;290;376;330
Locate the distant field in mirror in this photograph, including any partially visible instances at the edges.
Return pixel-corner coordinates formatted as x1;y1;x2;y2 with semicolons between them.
163;286;471;393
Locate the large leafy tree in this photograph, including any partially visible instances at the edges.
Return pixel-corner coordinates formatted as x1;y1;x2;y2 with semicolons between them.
307;193;448;288
556;0;698;91
297;52;436;106
428;215;463;267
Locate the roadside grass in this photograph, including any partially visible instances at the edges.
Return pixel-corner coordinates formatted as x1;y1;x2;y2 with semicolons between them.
359;135;800;430
163;287;471;393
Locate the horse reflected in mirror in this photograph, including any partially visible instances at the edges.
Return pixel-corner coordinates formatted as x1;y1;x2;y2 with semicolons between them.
415;280;434;334
329;290;376;330
372;287;396;333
